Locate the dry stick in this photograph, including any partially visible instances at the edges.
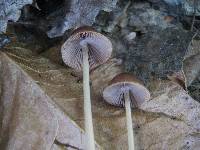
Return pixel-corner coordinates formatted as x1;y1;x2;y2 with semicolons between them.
54;139;83;150
124;90;135;150
82;42;95;150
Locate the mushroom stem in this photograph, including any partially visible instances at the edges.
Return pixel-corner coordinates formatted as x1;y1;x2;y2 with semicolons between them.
82;44;95;150
124;90;135;150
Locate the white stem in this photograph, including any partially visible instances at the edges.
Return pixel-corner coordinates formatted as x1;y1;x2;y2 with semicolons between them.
125;91;135;150
82;45;95;150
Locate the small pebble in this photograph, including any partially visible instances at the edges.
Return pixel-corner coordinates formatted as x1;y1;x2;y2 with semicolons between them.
125;32;136;42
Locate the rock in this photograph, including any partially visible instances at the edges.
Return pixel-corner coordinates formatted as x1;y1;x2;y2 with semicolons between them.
128;3;175;30
47;0;118;38
124;32;136;42
0;0;32;33
96;1;176;34
124;27;193;85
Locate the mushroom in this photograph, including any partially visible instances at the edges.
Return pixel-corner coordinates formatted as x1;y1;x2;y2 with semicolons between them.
103;73;150;150
61;26;112;150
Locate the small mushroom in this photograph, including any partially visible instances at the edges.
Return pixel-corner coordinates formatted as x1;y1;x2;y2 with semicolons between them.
61;26;112;72
61;26;112;150
103;73;150;150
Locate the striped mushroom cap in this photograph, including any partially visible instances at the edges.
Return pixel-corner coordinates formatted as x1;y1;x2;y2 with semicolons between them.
61;26;112;71
103;73;150;108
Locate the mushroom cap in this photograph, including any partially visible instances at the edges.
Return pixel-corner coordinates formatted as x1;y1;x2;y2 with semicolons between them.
103;73;150;108
61;26;112;71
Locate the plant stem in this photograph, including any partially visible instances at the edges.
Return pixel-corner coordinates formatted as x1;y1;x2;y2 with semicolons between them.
82;45;95;150
124;91;135;150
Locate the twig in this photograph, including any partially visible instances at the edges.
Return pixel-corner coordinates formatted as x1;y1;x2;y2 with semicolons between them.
54;139;83;150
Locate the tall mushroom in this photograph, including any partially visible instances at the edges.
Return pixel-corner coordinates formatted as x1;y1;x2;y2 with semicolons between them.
103;73;150;150
61;26;112;150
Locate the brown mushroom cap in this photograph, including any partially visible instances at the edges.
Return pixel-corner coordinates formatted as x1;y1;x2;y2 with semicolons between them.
103;73;150;108
61;26;112;71
71;26;95;35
